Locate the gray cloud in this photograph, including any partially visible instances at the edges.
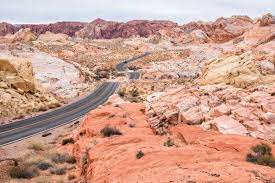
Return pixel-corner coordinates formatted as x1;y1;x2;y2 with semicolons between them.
0;0;274;24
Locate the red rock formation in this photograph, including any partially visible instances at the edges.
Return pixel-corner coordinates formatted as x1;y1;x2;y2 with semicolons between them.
72;100;275;182
76;19;178;39
182;15;253;43
20;22;86;37
0;22;18;36
258;13;275;27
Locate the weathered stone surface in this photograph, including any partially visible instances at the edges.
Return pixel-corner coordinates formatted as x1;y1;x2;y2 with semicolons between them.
72;102;275;183
76;19;178;39
0;22;17;36
182;15;253;43
200;52;275;88
20;22;86;37
146;84;275;141
8;28;37;42
0;57;60;121
258;13;275;27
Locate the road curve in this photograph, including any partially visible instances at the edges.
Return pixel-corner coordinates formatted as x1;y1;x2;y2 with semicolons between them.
0;53;150;146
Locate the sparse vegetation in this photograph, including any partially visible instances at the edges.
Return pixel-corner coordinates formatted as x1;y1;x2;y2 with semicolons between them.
130;87;139;97
128;123;136;128
246;143;275;167
33;161;53;170
82;153;88;166
118;88;126;97
163;137;175;147
28;142;44;151
50;153;76;164
61;137;75;145
9;165;39;179
136;150;144;159
50;167;66;175
100;126;122;137
68;173;76;180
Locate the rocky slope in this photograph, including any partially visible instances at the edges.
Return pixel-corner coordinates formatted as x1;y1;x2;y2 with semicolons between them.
72;99;275;182
75;19;178;39
0;22;17;36
0;57;60;122
182;15;254;43
20;22;86;37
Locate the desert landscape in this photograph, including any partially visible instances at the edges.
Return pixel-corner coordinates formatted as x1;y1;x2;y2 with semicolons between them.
0;3;274;182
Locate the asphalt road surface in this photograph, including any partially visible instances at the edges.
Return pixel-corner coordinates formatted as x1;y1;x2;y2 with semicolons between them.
0;53;150;146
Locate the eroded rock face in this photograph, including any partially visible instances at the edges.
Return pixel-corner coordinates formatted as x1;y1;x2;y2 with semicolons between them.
0;22;18;36
72;102;275;182
76;19;179;39
20;22;86;37
8;28;37;42
258;13;275;27
37;31;69;43
146;84;275;141
0;57;60;121
182;16;253;43
200;52;275;88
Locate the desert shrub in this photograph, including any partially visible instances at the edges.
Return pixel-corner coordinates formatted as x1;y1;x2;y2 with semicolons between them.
100;126;122;137
34;161;53;170
251;143;272;156
9;165;39;179
50;167;66;175
61;138;75;145
118;88;126;97
128;123;136;128
28;143;44;151
163;137;175;147
68;173;76;180
246;143;275;167
50;153;76;164
130;87;139;97
136;150;144;159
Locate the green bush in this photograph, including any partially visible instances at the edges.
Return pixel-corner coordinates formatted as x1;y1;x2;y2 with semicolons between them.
136;150;144;159
246;143;275;168
100;126;122;137
9;165;39;179
61;138;75;145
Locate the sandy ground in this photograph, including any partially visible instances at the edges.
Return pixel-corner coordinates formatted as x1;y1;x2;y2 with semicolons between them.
0;119;82;183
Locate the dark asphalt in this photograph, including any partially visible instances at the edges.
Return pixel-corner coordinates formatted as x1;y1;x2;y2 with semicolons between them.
0;53;150;146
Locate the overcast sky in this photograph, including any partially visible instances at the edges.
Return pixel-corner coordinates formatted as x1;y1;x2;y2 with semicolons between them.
0;0;274;24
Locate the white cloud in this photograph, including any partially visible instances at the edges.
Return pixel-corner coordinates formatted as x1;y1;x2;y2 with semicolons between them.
0;0;274;24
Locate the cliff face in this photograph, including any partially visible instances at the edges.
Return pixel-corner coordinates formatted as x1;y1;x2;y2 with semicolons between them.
75;19;178;39
20;22;86;37
0;22;18;36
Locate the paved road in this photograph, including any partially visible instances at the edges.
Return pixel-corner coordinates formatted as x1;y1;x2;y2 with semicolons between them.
0;53;150;146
